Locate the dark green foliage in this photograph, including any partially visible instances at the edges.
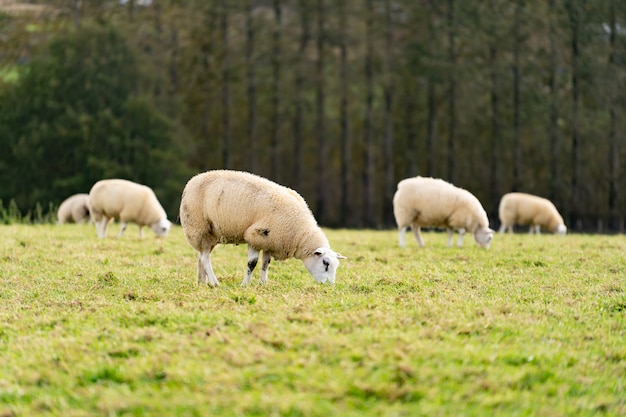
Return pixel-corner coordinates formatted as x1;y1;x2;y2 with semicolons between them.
1;1;625;228
0;23;188;220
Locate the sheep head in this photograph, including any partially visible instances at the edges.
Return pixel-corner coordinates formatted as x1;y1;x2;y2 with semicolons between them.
303;247;346;284
474;227;494;249
151;218;172;237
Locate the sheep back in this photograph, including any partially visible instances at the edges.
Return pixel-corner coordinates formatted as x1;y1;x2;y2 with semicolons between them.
393;176;489;232
499;192;564;232
180;170;328;261
57;193;91;224
89;179;166;227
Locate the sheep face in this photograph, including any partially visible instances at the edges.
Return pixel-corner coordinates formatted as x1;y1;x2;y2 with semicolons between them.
474;228;494;249
151;218;172;237
303;247;346;284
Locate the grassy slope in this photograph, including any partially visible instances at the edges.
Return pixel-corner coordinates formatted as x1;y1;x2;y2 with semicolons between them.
0;224;624;416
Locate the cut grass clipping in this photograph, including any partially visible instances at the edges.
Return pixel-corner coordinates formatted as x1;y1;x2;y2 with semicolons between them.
0;224;624;416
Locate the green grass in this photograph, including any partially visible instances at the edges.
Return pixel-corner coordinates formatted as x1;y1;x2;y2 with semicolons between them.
0;224;624;416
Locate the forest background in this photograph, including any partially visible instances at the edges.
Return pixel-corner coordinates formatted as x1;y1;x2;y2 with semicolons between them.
0;0;625;231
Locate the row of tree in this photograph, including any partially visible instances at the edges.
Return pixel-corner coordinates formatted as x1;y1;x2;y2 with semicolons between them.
0;0;625;231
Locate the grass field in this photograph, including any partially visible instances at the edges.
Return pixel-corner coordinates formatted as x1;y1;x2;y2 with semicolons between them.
0;224;624;416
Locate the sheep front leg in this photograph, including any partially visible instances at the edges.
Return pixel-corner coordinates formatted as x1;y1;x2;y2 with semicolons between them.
198;250;220;287
96;217;109;238
398;227;408;248
242;246;260;286
258;252;272;285
95;218;104;238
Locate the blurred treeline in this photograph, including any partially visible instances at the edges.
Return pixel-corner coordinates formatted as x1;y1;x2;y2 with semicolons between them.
0;0;625;231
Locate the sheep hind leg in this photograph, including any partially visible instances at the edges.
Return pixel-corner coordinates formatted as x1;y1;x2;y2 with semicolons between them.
198;249;220;287
242;246;260;286
118;222;128;237
412;225;425;247
258;252;272;285
457;228;465;246
446;229;454;247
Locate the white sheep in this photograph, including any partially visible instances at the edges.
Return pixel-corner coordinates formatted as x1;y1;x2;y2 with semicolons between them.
88;179;172;238
498;192;567;235
179;170;346;286
57;193;91;224
393;176;494;248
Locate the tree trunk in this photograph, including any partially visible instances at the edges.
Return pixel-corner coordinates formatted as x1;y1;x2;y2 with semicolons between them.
151;0;163;98
512;0;522;192
270;0;282;181
446;0;456;183
383;0;394;226
426;78;437;178
153;0;162;34
245;0;257;174
294;0;310;189
548;0;560;204
72;0;80;28
426;0;438;178
168;26;179;95
196;4;221;171
127;0;135;21
220;0;231;169
568;1;581;230
339;0;351;226
363;0;375;227
489;41;501;215
608;0;619;230
315;0;327;222
447;0;457;183
405;89;418;177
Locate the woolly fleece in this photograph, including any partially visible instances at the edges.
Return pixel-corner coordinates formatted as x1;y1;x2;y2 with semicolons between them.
498;192;566;233
57;193;91;224
179;170;329;261
89;179;169;237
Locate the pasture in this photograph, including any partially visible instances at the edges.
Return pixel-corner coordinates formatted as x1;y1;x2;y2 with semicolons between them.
0;224;624;416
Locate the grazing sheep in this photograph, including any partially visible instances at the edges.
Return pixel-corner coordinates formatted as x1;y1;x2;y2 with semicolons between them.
393;176;494;248
179;170;346;286
88;179;171;238
57;193;91;224
498;192;567;235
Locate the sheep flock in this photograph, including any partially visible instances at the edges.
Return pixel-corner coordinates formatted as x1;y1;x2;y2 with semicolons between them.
51;170;567;287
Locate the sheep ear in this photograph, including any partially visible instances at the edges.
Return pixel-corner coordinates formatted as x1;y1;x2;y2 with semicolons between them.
335;252;346;259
